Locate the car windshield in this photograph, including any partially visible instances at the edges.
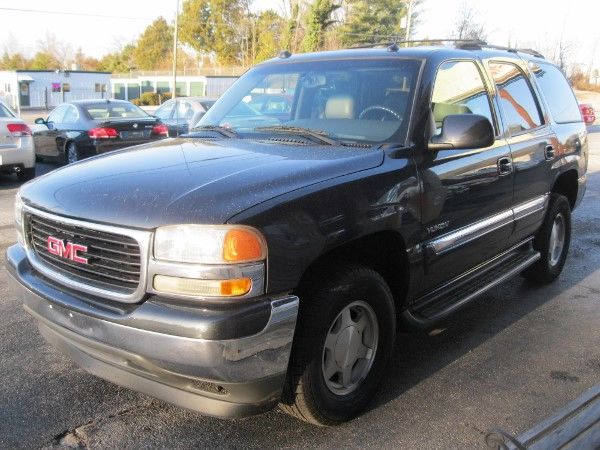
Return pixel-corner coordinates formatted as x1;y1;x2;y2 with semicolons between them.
198;58;421;144
84;102;149;120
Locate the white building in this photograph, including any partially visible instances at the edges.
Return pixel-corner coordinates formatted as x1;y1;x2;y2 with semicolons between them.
0;70;112;111
110;75;238;101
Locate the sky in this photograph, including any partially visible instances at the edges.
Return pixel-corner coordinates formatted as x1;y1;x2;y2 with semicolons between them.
1;0;599;69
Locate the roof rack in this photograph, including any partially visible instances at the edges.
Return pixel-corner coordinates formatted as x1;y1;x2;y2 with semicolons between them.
347;38;545;59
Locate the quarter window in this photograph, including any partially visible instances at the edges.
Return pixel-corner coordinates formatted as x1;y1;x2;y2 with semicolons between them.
488;62;542;133
431;60;495;132
529;61;581;124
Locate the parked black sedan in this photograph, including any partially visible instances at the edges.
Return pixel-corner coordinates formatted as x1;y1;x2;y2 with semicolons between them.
33;99;169;164
153;97;216;137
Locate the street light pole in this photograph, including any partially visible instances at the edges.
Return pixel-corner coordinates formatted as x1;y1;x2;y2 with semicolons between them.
172;0;179;100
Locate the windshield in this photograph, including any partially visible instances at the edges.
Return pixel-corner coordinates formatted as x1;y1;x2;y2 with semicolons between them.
199;58;421;144
84;102;150;120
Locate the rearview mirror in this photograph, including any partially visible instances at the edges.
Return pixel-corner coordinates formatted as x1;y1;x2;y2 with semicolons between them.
428;114;494;151
34;118;46;125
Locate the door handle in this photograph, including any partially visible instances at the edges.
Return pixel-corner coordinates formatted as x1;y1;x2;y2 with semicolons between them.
545;144;555;160
497;157;513;175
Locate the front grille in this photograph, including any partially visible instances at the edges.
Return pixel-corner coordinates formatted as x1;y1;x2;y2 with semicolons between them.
25;213;141;294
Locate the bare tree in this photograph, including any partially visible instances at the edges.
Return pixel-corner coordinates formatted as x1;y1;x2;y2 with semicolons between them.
453;1;486;41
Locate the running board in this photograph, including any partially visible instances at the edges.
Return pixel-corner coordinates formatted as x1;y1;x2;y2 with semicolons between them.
404;243;540;327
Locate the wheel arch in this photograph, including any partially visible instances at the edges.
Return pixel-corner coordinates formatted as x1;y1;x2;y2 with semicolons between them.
294;230;410;321
552;168;578;210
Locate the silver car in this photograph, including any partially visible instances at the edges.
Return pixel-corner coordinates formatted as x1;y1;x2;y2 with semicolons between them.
0;101;35;181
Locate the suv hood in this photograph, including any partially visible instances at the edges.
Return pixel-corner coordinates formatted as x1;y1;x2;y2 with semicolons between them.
21;138;383;228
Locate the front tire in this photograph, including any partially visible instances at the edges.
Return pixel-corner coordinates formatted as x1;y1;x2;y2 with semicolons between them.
65;142;79;164
280;262;396;425
522;193;571;283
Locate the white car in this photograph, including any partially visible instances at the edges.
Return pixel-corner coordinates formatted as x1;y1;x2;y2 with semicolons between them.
0;101;35;181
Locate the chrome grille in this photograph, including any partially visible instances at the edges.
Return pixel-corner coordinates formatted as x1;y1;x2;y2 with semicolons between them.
25;212;141;294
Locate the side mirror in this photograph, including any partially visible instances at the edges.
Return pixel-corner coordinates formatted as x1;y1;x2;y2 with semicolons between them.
428;114;494;151
34;118;46;125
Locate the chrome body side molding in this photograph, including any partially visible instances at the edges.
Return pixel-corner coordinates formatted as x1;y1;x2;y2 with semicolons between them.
426;194;549;256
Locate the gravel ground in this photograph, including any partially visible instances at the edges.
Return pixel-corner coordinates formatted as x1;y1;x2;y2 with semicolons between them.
0;135;599;449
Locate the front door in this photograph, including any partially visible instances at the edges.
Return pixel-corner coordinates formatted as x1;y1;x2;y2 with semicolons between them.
33;104;67;156
416;59;514;295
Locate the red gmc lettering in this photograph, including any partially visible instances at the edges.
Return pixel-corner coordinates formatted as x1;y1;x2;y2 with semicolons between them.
47;236;88;264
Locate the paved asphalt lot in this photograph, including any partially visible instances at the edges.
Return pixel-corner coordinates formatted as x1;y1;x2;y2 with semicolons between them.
1;136;599;449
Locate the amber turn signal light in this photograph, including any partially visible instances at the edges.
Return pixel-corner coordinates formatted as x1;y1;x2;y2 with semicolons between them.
223;229;266;262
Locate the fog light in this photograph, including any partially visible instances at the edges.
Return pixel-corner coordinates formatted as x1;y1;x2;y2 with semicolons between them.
153;275;252;297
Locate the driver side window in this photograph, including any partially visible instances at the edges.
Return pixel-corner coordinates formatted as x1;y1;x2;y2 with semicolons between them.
431;60;494;134
48;105;68;123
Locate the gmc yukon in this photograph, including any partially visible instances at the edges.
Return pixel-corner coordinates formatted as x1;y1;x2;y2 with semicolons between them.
7;42;587;425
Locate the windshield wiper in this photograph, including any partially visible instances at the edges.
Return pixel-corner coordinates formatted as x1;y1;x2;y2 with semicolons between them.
254;125;342;146
188;125;238;138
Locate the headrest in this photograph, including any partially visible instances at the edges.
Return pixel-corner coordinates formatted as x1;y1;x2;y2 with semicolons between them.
433;102;471;123
324;95;354;119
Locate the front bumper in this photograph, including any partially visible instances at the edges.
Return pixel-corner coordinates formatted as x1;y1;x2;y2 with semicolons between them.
6;244;299;418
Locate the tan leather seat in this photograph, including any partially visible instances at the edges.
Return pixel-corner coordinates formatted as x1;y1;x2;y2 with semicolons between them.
324;95;355;119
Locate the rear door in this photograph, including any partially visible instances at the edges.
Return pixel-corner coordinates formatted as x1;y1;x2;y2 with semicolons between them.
484;59;556;244
417;59;514;294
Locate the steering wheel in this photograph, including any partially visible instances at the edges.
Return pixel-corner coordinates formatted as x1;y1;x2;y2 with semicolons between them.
358;105;401;121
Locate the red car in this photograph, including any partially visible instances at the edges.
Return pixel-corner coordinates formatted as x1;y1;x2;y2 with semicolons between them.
579;103;596;125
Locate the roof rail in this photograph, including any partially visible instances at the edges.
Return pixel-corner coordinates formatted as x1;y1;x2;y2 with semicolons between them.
470;43;545;59
346;38;544;59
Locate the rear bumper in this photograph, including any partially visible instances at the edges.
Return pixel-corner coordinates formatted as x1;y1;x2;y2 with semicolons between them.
6;244;299;418
0;137;35;169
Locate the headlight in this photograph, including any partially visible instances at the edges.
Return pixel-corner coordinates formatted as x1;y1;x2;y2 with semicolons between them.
153;225;267;264
14;192;24;246
151;225;267;299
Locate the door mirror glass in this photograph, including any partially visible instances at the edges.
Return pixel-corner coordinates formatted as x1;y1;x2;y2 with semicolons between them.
34;118;46;125
428;114;494;151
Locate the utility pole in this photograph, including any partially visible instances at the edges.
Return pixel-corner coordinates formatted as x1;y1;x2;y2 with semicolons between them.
172;0;179;100
404;0;413;47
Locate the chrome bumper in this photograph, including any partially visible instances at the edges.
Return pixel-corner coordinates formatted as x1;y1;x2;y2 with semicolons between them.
6;244;299;418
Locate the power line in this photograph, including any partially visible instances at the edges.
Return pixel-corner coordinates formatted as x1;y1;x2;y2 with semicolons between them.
0;7;156;21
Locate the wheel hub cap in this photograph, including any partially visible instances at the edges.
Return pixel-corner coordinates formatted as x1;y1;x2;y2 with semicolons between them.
322;301;379;396
548;213;565;267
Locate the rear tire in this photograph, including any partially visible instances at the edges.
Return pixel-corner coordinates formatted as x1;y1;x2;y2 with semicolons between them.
17;167;35;182
522;193;571;283
280;262;396;425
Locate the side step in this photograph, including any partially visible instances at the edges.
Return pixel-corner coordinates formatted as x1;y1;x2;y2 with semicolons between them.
404;242;540;327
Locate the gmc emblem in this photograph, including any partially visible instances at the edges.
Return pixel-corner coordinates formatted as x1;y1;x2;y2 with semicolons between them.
47;236;88;264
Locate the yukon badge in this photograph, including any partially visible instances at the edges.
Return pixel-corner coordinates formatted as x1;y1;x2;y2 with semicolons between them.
426;221;450;235
46;236;88;264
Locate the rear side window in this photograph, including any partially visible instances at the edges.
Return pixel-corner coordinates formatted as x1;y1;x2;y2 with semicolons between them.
529;62;581;123
431;60;495;132
488;62;542;134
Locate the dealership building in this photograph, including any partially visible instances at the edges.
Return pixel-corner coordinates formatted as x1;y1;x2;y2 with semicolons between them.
0;69;112;111
110;74;238;101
